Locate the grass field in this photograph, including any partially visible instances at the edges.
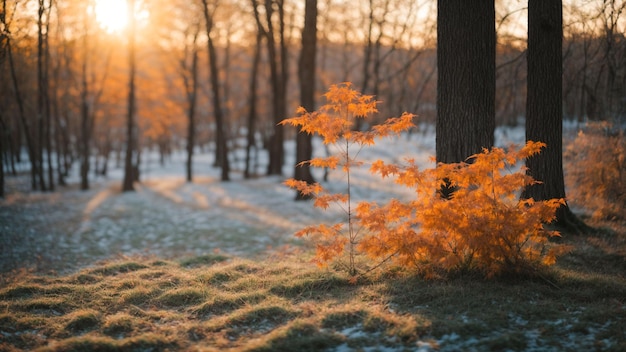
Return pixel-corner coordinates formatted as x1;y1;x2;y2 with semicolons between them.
1;223;624;352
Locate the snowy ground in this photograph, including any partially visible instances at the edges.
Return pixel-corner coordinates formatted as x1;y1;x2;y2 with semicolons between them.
3;124;623;351
1;124;525;275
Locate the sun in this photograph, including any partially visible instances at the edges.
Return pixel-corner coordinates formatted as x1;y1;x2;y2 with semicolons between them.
94;0;129;33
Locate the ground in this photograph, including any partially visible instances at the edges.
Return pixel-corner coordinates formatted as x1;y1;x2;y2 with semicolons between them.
1;126;625;351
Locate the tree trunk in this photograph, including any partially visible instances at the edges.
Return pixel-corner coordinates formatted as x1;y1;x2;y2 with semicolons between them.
294;0;317;200
253;0;287;176
201;0;230;181
184;28;199;183
244;33;263;179
523;0;588;232
36;0;48;191
436;0;495;197
0;115;5;198
1;0;7;196
8;39;40;190
122;0;137;192
44;0;53;191
80;5;91;190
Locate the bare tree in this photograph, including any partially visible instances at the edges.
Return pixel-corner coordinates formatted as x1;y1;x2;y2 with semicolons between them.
182;25;200;183
251;0;288;175
201;0;229;181
244;32;263;179
6;0;41;191
122;0;138;192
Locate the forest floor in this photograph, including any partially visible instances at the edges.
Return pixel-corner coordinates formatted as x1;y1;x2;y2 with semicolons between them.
1;127;625;350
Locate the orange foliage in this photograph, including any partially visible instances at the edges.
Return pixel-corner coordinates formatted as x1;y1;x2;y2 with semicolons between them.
362;142;566;277
282;83;415;274
565;123;626;221
283;83;566;278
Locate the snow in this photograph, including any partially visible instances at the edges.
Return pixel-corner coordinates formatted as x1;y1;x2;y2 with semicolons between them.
8;123;617;350
0;123;530;274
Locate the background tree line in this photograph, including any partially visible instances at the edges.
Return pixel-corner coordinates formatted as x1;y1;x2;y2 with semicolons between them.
0;0;624;199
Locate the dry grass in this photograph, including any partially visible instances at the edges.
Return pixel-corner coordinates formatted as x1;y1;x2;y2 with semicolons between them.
0;228;625;351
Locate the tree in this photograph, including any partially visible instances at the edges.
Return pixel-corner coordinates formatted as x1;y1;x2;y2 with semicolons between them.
79;0;97;190
436;0;495;197
6;0;41;191
244;32;263;179
251;0;288;176
0;0;8;197
37;0;53;191
523;0;588;232
183;26;200;183
122;0;138;192
293;0;317;200
201;0;229;181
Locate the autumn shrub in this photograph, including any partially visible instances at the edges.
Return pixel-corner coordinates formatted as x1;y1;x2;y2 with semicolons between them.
283;83;567;278
362;142;566;278
564;122;626;221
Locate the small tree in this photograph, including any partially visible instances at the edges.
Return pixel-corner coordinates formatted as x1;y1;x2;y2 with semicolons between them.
282;83;414;274
284;83;568;279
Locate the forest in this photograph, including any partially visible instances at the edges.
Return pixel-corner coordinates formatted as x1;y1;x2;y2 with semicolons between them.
1;0;625;351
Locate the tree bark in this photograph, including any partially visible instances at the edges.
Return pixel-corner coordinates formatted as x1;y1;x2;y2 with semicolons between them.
0;114;5;198
523;0;589;233
436;0;495;197
294;0;317;200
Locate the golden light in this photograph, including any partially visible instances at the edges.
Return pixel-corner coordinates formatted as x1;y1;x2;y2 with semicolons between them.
94;0;129;33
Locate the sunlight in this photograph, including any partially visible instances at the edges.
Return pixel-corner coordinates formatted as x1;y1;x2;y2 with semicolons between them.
94;0;129;33
94;0;149;34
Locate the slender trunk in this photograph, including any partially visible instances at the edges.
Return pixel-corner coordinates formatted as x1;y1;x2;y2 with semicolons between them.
208;34;229;181
361;0;374;95
8;40;39;190
80;7;90;190
37;0;47;191
201;0;229;181
244;33;262;179
263;0;286;175
184;29;199;183
294;0;317;200
44;0;53;191
122;0;137;192
51;44;66;186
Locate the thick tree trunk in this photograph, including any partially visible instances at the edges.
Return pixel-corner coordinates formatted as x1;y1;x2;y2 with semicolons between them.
523;0;589;233
294;0;317;200
0;115;5;198
436;0;495;197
